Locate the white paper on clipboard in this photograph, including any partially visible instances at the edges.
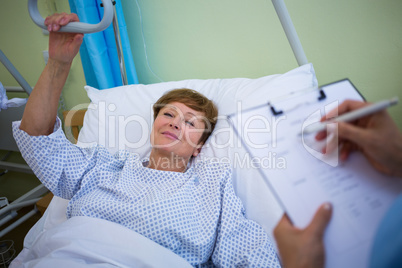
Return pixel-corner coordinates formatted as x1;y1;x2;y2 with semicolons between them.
228;79;402;268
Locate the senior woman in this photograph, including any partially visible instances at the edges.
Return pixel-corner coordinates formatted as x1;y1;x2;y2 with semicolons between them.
13;13;280;266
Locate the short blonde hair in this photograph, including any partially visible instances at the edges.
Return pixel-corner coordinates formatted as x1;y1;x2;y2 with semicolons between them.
153;88;218;144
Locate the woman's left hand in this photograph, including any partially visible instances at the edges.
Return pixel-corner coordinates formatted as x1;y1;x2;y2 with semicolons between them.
273;203;332;268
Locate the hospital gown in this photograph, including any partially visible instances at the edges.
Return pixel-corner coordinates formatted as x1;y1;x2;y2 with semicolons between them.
13;118;280;267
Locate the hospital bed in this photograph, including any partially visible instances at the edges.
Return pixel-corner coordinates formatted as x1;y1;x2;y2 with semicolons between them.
8;0;318;266
10;63;318;267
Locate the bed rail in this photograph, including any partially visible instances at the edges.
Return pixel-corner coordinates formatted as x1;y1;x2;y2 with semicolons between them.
0;185;48;238
0;50;48;238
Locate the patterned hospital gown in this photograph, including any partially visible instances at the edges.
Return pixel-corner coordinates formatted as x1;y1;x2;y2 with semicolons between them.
13;118;280;267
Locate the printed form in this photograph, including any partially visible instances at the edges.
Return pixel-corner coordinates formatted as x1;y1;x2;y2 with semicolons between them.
230;80;402;268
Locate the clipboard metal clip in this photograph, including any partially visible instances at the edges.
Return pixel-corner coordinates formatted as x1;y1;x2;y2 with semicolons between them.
268;103;284;116
318;89;326;101
268;88;327;116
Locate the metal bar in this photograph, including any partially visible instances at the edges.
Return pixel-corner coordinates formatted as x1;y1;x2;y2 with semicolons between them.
0;208;39;238
3;86;27;93
0;199;41;217
12;184;48;204
0;50;33;95
0;161;34;174
112;5;128;85
28;0;114;33
271;0;308;66
0;211;17;228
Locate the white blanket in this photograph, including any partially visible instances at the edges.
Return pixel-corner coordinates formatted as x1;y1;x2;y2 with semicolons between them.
10;216;192;268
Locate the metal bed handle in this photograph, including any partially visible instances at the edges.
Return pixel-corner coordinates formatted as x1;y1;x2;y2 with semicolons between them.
28;0;114;33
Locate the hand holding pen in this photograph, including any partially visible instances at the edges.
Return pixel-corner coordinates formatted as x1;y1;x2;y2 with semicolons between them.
315;99;402;177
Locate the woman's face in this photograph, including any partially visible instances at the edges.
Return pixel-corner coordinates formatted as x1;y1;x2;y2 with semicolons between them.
150;102;206;159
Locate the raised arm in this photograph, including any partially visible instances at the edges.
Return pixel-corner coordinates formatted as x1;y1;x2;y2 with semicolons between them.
20;13;83;136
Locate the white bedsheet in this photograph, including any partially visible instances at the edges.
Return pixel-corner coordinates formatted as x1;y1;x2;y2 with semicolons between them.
10;216;192;268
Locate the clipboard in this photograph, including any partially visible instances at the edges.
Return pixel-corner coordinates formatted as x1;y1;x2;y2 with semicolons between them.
267;78;365;116
226;79;402;268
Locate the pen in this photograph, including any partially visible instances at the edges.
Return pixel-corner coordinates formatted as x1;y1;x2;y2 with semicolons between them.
301;97;399;135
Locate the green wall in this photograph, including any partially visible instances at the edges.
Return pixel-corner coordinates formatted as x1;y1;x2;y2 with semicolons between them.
0;0;88;110
0;0;401;121
122;0;402;128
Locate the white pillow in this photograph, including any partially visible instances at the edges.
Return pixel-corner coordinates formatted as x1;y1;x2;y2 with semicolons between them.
76;63;318;235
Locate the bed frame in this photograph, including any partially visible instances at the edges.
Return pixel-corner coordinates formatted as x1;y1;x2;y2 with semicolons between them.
0;50;48;238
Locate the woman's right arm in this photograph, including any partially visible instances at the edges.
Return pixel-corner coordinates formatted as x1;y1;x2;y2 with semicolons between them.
20;13;83;136
14;116;103;199
16;13;88;198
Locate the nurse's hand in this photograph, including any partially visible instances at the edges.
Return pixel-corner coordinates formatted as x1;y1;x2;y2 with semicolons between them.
44;13;84;65
274;203;332;268
316;100;402;177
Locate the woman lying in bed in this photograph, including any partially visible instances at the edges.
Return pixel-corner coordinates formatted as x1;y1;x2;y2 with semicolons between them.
13;13;280;267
